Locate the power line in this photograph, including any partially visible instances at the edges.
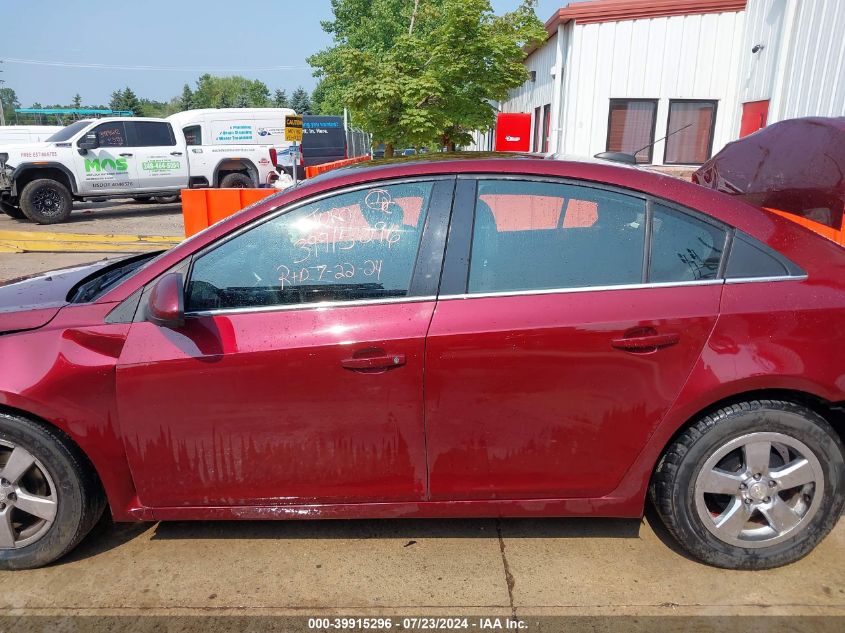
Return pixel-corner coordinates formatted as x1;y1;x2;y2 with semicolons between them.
0;57;310;72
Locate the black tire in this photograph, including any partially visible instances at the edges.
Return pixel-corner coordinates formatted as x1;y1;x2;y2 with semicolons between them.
19;179;73;224
651;400;845;569
1;200;26;219
0;413;105;570
132;196;153;203
153;194;180;204
219;172;254;189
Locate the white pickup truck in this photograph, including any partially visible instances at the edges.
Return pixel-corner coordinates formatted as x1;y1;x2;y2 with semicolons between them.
0;116;280;224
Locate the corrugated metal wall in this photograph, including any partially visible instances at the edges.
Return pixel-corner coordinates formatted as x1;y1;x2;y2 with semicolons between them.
500;38;559;149
778;0;845;120
735;0;787;104
559;11;746;164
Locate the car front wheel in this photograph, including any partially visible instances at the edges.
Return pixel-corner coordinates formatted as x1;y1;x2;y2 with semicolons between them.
651;400;845;569
0;414;105;570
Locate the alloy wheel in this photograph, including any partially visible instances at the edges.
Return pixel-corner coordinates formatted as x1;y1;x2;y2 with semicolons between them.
31;188;64;217
0;440;58;549
694;431;824;548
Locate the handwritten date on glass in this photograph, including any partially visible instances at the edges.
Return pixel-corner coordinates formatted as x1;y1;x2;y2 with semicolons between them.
277;259;384;289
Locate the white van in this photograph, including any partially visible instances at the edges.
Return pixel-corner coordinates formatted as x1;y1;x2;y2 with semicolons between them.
166;108;301;172
0;125;64;145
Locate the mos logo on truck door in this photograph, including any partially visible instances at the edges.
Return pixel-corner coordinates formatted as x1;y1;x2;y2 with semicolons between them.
84;158;129;173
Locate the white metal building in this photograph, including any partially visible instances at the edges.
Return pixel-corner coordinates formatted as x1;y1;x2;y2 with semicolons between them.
474;0;845;167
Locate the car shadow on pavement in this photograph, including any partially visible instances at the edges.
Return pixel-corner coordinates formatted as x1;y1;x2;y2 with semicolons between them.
145;516;644;542
50;506;722;567
56;512;156;566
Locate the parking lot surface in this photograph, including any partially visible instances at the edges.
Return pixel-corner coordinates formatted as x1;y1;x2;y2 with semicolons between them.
0;199;843;622
0;200;183;280
0;513;843;618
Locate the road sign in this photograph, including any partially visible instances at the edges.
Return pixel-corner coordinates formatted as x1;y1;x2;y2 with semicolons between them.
285;115;303;142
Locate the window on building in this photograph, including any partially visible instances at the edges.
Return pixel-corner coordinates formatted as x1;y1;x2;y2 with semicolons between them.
542;104;551;152
606;99;658;164
664;100;717;165
533;106;542;152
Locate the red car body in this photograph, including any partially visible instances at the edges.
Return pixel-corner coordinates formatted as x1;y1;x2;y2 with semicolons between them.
1;156;844;524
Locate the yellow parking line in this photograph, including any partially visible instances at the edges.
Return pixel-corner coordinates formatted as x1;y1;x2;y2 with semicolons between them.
0;230;182;254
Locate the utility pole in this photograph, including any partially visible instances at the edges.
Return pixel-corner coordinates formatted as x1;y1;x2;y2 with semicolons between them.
0;60;6;126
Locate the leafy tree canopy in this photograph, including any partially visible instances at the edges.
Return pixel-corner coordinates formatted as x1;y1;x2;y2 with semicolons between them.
309;0;545;154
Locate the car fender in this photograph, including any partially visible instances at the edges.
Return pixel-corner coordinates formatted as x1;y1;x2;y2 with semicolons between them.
11;162;80;195
606;334;843;512
212;157;259;187
0;310;139;520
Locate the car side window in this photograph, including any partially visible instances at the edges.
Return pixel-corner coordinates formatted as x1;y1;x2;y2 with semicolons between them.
468;180;646;294
183;125;202;146
187;182;435;312
726;233;793;278
130;122;177;147
650;204;727;282
91;122;127;147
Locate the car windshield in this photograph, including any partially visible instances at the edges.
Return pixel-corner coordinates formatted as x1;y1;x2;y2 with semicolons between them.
68;251;161;303
46;120;93;142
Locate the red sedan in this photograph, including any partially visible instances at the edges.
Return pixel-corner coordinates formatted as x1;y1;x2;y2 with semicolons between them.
0;155;843;570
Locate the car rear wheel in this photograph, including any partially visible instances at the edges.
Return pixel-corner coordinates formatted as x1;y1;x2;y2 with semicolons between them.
651;400;845;569
19;179;73;224
0;413;105;570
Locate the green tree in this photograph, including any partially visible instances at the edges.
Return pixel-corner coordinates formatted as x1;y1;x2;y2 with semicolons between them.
193;75;272;108
109;87;142;114
72;93;82;108
273;89;289;108
309;0;545;155
180;84;195;110
0;87;20;124
235;92;249;108
290;86;312;115
311;79;346;116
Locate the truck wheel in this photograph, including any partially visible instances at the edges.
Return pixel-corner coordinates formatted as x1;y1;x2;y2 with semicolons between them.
153;195;180;204
0;413;106;570
19;180;73;224
220;173;253;189
132;196;153;203
0;200;25;220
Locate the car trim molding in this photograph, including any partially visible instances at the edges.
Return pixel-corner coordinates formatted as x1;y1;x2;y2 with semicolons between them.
186;294;438;318
438;274;805;301
725;274;807;285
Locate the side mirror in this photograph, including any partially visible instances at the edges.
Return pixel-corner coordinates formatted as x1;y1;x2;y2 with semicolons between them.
77;132;99;151
146;273;185;329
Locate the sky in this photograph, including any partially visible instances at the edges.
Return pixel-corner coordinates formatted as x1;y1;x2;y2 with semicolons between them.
0;0;562;108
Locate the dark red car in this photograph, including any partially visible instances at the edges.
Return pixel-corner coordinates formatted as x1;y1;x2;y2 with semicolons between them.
1;155;843;570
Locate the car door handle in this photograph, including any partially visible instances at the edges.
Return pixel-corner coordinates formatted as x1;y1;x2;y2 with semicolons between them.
341;353;406;371
171;151;183;156
611;332;680;352
119;153;133;157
